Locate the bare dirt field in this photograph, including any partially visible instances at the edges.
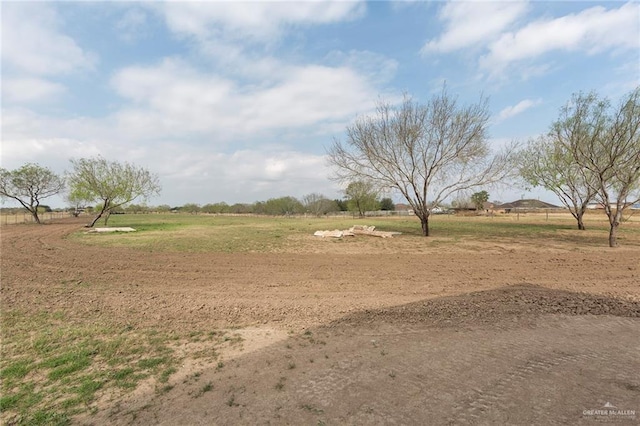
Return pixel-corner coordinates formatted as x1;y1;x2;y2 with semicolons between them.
2;216;639;425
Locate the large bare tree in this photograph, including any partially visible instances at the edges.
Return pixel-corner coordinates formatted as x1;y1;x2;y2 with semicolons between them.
328;91;514;236
67;157;161;227
561;88;640;247
0;163;65;224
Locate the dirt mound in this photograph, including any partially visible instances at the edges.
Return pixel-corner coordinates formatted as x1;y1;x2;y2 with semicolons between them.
331;284;640;328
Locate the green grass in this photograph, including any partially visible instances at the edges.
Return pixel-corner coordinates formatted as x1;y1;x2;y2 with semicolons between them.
69;213;430;252
67;212;640;252
0;309;235;425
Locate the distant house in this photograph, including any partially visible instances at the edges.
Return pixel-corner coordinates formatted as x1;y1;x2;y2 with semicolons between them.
587;202;640;210
496;199;560;213
395;203;413;213
482;201;496;212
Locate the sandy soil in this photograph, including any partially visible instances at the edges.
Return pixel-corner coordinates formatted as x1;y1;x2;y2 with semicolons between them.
2;217;639;425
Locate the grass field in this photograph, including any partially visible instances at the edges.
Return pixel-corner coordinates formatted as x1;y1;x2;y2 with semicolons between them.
68;211;640;252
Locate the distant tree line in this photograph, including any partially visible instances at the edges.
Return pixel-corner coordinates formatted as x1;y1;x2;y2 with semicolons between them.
114;190;396;217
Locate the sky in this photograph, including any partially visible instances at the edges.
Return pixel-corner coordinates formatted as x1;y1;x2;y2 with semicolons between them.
1;0;639;208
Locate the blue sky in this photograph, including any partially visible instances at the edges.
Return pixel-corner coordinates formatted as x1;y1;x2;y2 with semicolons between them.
2;1;639;208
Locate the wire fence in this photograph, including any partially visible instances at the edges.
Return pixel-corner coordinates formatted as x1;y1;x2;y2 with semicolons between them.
0;211;73;226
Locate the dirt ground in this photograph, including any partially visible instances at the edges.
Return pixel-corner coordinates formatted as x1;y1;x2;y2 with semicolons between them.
2;217;639;425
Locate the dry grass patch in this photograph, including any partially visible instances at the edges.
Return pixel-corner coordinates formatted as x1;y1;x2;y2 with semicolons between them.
68;212;640;254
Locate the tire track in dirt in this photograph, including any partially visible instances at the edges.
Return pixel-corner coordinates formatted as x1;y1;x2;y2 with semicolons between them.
448;351;601;424
287;315;639;425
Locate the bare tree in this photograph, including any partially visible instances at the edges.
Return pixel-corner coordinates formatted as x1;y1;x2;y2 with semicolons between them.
328;90;515;236
0;163;65;224
68;157;161;227
302;193;337;217
562;88;640;247
519;134;598;230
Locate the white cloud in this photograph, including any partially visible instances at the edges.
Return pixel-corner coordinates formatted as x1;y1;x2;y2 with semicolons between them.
0;137;101;168
2;78;66;103
1;39;392;204
0;108;108;172
1;2;96;75
159;1;365;43
152;148;335;203
496;98;542;122
422;0;529;53
481;2;640;74
110;55;393;141
1;122;337;205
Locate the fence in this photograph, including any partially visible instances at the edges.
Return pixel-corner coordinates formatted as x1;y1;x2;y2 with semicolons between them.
0;211;73;225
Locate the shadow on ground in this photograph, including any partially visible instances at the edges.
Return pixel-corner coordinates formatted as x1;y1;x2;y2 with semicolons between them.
86;284;640;426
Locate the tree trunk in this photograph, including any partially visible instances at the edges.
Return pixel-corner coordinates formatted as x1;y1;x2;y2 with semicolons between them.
419;213;430;236
87;200;109;227
30;210;41;224
87;212;103;228
605;207;623;248
608;223;618;247
608;211;622;247
17;199;42;224
577;214;586;230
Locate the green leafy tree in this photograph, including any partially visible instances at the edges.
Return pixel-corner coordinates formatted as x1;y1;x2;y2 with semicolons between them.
471;191;490;211
201;202;230;214
0;163;65;224
181;203;201;214
230;203;251;214
334;199;348;211
68;157;161;227
345;181;379;217
263;196;304;216
328;90;515;236
380;197;395;211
